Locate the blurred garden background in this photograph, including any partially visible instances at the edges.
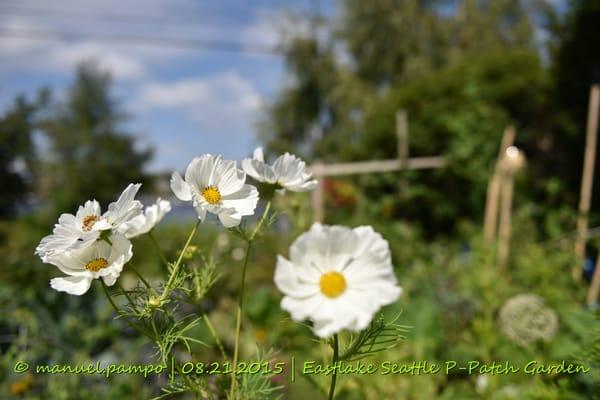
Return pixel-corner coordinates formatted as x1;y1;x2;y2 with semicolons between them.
2;0;600;398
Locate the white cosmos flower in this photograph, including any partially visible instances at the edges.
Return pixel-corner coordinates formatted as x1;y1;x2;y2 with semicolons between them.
35;184;142;260
241;147;317;192
274;223;402;338
46;233;133;295
170;154;258;228
119;198;171;238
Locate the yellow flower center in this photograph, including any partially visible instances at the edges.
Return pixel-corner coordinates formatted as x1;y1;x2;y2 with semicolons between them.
319;271;347;298
82;215;100;231
202;186;221;204
85;258;109;272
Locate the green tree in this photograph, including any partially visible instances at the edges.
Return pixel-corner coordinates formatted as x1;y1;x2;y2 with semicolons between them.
0;92;47;218
263;0;542;155
551;0;600;228
261;0;554;231
42;62;153;212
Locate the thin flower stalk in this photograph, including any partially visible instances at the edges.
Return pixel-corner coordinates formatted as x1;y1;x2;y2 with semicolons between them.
328;334;339;400
230;200;272;398
158;221;200;304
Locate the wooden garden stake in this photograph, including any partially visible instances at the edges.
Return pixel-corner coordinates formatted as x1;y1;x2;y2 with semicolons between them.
396;110;409;195
312;161;325;223
497;175;514;268
496;146;525;268
574;85;600;281
396;110;409;168
484;126;516;242
308;113;444;222
586;253;600;306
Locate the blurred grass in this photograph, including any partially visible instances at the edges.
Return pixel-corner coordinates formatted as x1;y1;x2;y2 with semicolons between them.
1;200;597;399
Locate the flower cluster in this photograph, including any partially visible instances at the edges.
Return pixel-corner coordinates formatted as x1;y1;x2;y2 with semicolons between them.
35;184;170;295
242;147;317;192
36;147;402;342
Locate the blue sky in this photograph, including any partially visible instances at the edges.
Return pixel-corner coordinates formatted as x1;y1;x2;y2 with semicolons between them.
0;0;334;172
0;0;567;174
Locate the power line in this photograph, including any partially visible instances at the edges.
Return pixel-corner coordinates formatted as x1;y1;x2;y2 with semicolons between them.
0;3;274;28
0;0;273;19
0;27;279;56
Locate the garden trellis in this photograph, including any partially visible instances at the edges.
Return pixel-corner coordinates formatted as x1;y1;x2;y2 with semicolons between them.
308;110;446;222
579;84;600;305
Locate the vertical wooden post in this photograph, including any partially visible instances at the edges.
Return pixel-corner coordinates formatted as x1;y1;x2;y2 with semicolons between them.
484;126;516;242
312;162;325;223
497;173;515;268
574;85;600;281
396;110;409;167
586;254;600;306
396;110;409;197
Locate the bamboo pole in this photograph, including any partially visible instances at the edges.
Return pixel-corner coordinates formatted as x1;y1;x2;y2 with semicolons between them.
312;161;325;223
396;110;409;168
574;85;600;281
586;254;600;306
497;174;515;268
396;110;409;196
484;126;516;242
308;156;444;176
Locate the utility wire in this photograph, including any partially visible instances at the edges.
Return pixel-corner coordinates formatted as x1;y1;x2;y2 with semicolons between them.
0;27;279;56
0;3;278;27
0;0;270;19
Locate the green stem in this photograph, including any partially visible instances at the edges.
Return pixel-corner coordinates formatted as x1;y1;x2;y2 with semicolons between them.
229;239;253;399
229;200;272;399
128;262;153;291
328;334;339;400
149;230;170;270
117;282;136;310
250;201;272;241
203;313;228;361
100;280;150;338
159;221;200;303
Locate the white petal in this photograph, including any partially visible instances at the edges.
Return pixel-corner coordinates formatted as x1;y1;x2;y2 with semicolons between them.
120;214;147;238
220;184;259;216
217;210;242;228
45;252;89;277
217;160;246;196
241;158;260;180
274;256;320;297
242;159;277;183
312;318;340;338
289;223;329;269
36;233;76;257
57;213;80;231
171;172;193;201
104;183;143;226
107;234;133;265
91;219;112;232
351;226;390;261
75;200;101;221
50;276;93;296
185;154;217;190
99;254;126;286
253;147;265;162
193;203;208;222
281;294;323;322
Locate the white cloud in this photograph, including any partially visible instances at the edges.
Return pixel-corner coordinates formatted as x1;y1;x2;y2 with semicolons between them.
51;43;146;79
0;16;153;80
134;72;263;135
136;71;262;113
240;11;282;51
